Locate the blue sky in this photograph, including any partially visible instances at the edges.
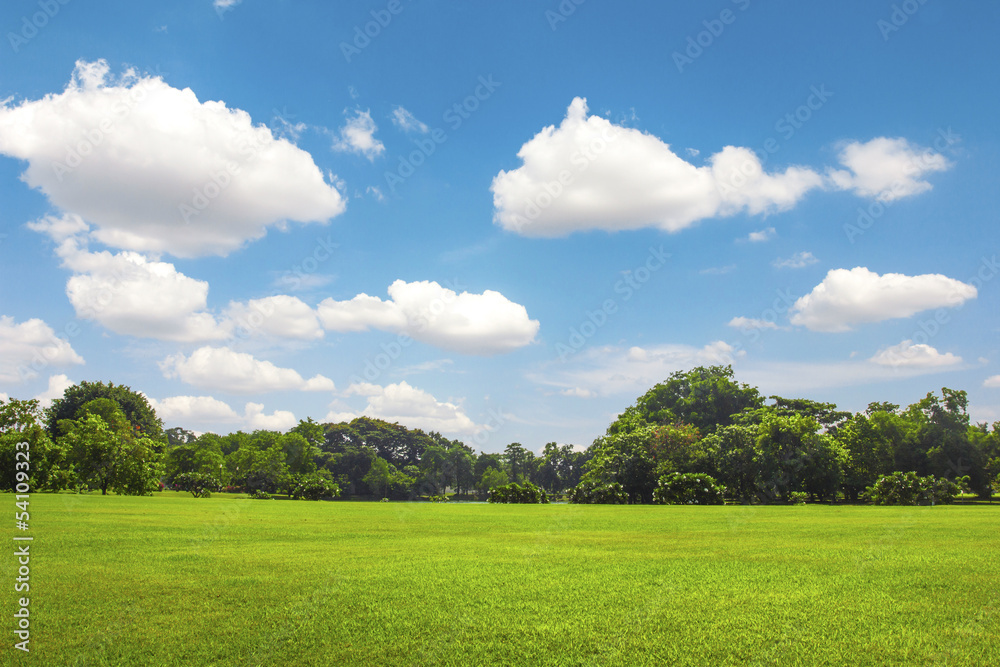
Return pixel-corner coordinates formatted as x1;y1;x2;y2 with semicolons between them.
1;0;998;452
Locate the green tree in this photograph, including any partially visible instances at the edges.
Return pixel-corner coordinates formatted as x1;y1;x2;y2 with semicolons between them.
476;466;509;499
46;380;163;439
0;398;72;491
62;411;161;495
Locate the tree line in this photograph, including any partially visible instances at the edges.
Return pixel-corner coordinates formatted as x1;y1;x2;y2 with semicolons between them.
1;368;998;503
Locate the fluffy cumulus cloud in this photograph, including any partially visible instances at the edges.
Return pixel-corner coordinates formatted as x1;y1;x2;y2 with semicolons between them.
318;280;539;355
34;374;75;409
151;394;297;432
333;381;480;435
159;346;334;394
0;316;84;383
225;295;324;341
332;109;384;160
491;97;825;237
869;340;962;368
790;267;977;332
828;137;951;202
747;227;776;243
532;341;737;398
0;60;345;257
982;375;1000;388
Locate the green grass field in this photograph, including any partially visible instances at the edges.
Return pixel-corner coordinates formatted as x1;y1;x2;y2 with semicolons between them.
3;493;999;666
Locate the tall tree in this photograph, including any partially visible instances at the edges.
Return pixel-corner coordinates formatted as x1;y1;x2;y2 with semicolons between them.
46;381;163;439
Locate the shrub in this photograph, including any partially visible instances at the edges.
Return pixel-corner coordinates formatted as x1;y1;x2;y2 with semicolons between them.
864;471;959;506
290;472;341;500
488;482;549;504
568;480;628;504
652;473;726;505
789;491;808;505
428;494;449;502
174;473;223;499
249;488;273;500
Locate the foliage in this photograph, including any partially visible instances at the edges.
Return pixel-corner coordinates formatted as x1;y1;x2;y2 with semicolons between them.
61;411;162;496
290;471;341;500
488;481;549;504
248;488;273;500
789;491;808;505
45;380;163;438
476;466;509;499
568;480;628;504
0;398;73;491
652;472;725;505
174;472;223;498
864;471;959;506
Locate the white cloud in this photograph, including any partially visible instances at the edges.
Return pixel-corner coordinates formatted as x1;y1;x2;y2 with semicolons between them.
151;394;296;432
34;374;74;409
391;106;429;134
491;97;825;237
0;60;345;258
56;235;230;342
772;251;818;269
560;387;596;398
0;316;85;383
244;402;297;431
869;340;962;368
152;395;241;424
332;109;384;160
790;267;977;332
727;316;780;331
532;341;738;398
747;227;776;242
332;381;480;435
318;280;539;355
700;265;737;275
225;295;324;341
214;0;241;8
828;137;951;202
984;375;1000;388
159;346;334;394
0;393;8;403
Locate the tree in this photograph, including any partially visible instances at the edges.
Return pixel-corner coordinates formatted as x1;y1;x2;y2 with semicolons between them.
476;466;509;499
580;427;659;503
62;411;161;495
502;443;531;483
610;365;763;436
0;398;72;491
835;412;897;501
363;457;394;498
46;381;163;439
704;424;758;503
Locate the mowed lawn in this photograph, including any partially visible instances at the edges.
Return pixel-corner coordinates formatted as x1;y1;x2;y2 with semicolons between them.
4;494;999;666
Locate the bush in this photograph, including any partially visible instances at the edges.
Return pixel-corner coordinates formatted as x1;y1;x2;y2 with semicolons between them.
652;473;726;505
428;494;449;502
174;473;222;498
488;482;549;504
864;471;959;506
249;488;273;500
290;472;341;500
789;491;808;505
568;480;628;504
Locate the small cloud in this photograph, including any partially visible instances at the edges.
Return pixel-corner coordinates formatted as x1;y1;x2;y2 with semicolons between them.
366;186;385;201
727;316;780;331
391;106;429;134
700;265;737;275
560;387;595;398
870;340;962;368
772;251;818;269
332;109;384;161
984;375;1000;388
686;148;700;158
154;25;168;33
747;227;776;243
